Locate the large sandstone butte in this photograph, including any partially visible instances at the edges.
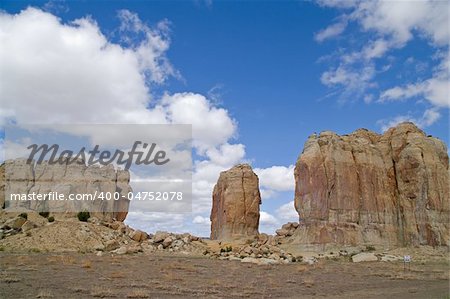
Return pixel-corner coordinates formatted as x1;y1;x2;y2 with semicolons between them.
294;122;449;248
210;164;261;240
0;158;131;222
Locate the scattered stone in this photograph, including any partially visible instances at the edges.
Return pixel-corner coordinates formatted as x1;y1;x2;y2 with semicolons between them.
154;231;170;243
113;246;128;255
21;220;37;232
94;244;105;251
352;252;378;263
105;240;120;251
129;230;148;242
302;256;317;265
258;258;280;265
127;245;141;254
3;216;27;230
275;229;289;237
241;257;259;264
162;237;173;248
109;222;120;230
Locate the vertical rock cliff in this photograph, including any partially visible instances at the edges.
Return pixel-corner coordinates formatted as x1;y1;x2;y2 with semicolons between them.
294;122;449;247
1;158;131;222
210;164;261;240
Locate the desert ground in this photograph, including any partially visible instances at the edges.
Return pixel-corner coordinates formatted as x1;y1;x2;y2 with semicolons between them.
0;252;448;299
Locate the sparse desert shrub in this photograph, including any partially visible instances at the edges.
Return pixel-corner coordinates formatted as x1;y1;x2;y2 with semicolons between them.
303;277;315;288
69;286;84;293
77;211;90;222
19;212;28;219
326;256;340;262
127;289;149;298
0;246;4;251
365;245;376;252
47;216;55;223
60;255;76;265
36;289;54;298
220;245;233;253
296;265;308;272
109;271;125;279
90;286;115;298
39;211;50;218
81;259;92;268
29;248;41;253
0;274;20;283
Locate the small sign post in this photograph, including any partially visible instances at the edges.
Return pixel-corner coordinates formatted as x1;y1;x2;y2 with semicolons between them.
403;255;411;271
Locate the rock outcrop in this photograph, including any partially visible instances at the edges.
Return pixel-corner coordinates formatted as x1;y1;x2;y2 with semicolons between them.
293;122;449;248
0;158;131;222
210;164;261;240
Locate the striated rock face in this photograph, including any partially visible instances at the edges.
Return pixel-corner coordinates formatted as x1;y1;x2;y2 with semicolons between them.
210;164;261;240
294;122;449;248
0;158;131;222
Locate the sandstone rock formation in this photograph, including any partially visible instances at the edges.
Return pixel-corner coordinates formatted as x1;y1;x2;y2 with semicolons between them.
210;164;261;240
293;122;449;248
0;158;131;222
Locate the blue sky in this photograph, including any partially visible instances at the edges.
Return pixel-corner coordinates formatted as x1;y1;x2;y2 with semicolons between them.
1;0;448;236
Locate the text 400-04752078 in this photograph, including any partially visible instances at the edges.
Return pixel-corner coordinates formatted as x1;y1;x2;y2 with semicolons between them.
125;191;183;201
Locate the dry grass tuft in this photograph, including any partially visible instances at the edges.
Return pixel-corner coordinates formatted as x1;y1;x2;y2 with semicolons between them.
296;265;309;272
16;255;32;266
61;255;76;265
1;275;20;283
209;278;221;286
109;271;126;278
126;289;150;298
81;259;92;269
90;286;116;298
69;286;86;293
161;270;182;282
36;289;54;298
303;277;315;288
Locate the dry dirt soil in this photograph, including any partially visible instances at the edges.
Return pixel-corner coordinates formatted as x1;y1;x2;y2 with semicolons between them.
0;252;448;299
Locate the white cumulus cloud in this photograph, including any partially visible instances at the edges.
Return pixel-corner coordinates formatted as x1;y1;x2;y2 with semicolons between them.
254;165;295;192
314;20;347;42
275;201;298;222
315;0;449;128
377;108;441;132
192;215;211;226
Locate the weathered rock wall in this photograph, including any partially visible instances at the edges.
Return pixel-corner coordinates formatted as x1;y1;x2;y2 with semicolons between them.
0;158;131;222
294;122;449;248
210;164;261;240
